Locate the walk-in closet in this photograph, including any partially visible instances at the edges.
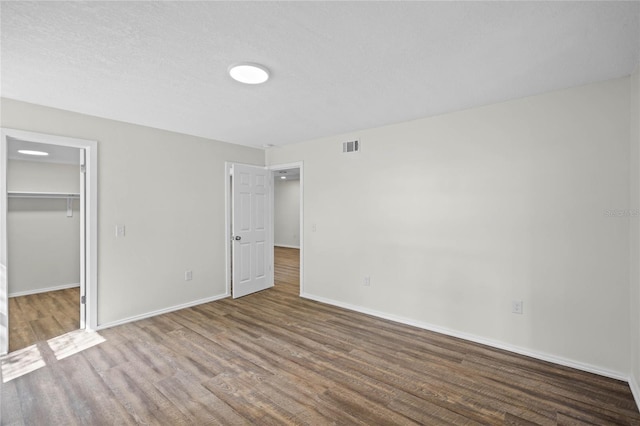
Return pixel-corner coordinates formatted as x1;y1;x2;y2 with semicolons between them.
6;139;81;352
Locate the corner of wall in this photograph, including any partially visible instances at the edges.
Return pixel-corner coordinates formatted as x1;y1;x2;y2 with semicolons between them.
264;146;273;166
631;375;640;416
630;67;640;411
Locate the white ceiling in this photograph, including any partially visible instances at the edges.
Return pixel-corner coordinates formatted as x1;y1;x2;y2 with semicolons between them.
7;137;80;165
274;168;300;182
1;2;639;149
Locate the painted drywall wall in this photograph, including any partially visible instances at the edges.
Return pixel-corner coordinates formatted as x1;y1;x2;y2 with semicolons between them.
1;98;264;326
267;77;632;377
274;179;300;248
631;68;640;400
8;160;80;295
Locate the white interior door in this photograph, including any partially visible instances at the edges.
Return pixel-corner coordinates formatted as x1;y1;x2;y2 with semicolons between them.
79;149;86;329
232;164;272;298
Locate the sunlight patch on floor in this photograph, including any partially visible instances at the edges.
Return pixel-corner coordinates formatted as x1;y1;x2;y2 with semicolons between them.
48;329;106;361
1;330;106;382
1;344;45;383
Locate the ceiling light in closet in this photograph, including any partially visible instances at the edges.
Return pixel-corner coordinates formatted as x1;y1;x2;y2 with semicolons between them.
280;176;286;180
18;150;49;156
229;63;270;84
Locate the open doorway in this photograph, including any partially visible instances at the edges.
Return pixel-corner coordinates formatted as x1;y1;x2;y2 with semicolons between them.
0;128;98;356
224;161;303;299
270;163;303;295
7;139;82;352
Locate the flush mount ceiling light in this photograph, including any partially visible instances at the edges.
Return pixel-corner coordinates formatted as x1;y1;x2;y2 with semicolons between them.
280;176;286;180
229;63;270;84
18;149;49;156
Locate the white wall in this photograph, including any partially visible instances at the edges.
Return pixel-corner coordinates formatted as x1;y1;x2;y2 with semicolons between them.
8;160;80;295
630;68;640;401
274;179;300;248
1;98;264;326
267;77;632;377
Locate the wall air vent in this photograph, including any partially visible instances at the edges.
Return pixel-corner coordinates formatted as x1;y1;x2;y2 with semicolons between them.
342;139;360;153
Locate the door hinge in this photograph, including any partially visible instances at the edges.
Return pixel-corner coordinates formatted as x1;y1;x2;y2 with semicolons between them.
81;295;86;304
81;164;86;174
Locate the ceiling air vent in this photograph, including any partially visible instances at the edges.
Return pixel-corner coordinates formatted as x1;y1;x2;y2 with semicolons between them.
342;139;360;153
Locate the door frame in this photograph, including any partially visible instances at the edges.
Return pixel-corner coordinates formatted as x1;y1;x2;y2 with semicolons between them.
268;161;304;295
0;128;98;355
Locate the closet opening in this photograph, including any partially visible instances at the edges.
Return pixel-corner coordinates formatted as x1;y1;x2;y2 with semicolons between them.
0;128;98;357
6;138;83;353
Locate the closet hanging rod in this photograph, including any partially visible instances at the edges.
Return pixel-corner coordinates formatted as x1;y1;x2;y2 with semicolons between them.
8;191;80;199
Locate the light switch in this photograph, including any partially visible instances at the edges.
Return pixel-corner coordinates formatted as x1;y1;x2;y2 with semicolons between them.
116;225;125;237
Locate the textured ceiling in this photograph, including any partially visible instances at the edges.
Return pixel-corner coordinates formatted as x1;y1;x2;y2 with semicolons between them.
1;1;639;148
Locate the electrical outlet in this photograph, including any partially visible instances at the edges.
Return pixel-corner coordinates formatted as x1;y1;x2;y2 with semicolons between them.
312;224;317;232
185;270;193;281
512;300;523;315
364;276;371;287
115;225;125;237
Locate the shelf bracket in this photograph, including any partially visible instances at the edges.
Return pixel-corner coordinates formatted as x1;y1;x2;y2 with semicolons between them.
67;197;73;218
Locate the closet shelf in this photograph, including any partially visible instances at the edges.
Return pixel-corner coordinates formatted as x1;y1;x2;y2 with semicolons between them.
8;191;80;199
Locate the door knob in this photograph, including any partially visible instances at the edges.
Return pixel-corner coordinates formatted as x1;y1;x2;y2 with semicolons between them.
234;236;241;241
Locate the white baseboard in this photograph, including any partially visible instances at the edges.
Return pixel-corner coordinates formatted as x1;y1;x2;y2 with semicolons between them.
630;374;640;412
300;292;628;382
9;282;80;298
275;244;300;249
96;292;230;331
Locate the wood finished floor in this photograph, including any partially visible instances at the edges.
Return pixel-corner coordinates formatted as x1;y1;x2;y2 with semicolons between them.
8;287;80;353
2;247;639;425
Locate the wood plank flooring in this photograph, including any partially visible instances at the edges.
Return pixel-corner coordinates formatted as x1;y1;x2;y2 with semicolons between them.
2;247;639;425
8;287;80;352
